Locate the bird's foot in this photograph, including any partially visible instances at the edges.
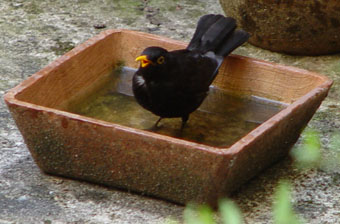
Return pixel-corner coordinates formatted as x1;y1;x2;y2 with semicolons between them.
155;117;163;127
145;117;163;131
180;115;189;131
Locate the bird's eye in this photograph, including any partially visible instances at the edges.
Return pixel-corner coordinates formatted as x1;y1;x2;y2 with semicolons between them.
157;56;165;64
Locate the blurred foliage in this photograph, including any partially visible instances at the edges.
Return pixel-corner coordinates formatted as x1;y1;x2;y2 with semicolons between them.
219;199;243;224
183;204;215;224
290;128;340;171
180;199;243;224
273;180;303;224
170;129;340;224
290;129;321;168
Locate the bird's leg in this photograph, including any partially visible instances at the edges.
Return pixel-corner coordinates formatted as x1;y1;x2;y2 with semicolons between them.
180;115;189;130
154;117;163;127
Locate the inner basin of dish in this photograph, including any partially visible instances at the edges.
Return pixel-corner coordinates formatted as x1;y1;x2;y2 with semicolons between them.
63;66;286;148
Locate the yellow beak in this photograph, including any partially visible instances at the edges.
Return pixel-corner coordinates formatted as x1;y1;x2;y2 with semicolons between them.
135;55;152;68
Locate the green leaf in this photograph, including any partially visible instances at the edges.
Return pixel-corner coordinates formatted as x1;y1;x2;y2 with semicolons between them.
183;203;215;224
219;198;243;224
290;129;321;168
273;180;302;224
183;204;201;224
197;205;215;224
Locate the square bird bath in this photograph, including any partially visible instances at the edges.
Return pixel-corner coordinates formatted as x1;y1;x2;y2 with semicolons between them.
4;30;332;205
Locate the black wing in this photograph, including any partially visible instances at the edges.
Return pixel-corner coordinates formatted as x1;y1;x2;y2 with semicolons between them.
164;50;220;95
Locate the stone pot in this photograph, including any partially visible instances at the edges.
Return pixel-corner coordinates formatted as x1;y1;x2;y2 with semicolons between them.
219;0;340;55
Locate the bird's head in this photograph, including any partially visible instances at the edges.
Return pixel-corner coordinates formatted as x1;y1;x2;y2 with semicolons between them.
135;47;168;69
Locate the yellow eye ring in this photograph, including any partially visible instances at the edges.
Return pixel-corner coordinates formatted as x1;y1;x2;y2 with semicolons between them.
157;56;165;64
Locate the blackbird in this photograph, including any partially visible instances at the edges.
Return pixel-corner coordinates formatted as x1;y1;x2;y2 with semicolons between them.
133;14;249;129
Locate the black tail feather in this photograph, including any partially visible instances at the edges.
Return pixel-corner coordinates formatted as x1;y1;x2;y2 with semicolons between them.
216;29;250;56
187;14;249;56
200;16;236;53
187;14;223;51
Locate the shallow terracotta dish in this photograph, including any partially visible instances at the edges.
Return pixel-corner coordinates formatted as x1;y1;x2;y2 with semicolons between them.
4;30;332;206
